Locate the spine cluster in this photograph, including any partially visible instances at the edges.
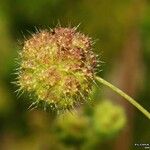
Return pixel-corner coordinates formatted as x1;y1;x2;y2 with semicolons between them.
17;27;97;112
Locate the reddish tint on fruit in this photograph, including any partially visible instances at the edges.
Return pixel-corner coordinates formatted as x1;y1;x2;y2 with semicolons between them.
17;27;97;112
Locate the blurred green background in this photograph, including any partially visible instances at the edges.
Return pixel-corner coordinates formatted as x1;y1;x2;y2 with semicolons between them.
0;0;150;150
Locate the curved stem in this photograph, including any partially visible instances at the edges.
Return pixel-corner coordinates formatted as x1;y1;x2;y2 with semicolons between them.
96;76;150;120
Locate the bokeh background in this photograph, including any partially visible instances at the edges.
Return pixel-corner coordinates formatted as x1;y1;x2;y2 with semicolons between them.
0;0;150;150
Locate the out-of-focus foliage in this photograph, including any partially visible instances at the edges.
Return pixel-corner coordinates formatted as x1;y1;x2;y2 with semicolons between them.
54;111;89;145
93;100;126;138
52;100;126;149
0;0;149;150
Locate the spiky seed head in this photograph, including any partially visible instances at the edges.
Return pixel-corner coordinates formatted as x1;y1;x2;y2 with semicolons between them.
17;27;97;112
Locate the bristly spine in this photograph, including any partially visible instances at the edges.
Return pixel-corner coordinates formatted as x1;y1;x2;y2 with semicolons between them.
15;26;98;113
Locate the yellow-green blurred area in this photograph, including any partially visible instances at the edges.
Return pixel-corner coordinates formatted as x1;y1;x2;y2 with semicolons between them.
0;0;150;150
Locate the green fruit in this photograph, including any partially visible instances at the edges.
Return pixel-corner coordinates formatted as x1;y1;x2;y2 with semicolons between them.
55;111;89;144
93;100;126;138
17;27;97;112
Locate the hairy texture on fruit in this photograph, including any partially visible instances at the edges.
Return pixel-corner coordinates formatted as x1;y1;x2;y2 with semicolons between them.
17;27;97;112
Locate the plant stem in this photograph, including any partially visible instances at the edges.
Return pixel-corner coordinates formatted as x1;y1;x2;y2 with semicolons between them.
96;76;150;120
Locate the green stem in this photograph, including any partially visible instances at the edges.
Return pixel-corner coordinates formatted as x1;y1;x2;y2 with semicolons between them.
96;76;150;120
